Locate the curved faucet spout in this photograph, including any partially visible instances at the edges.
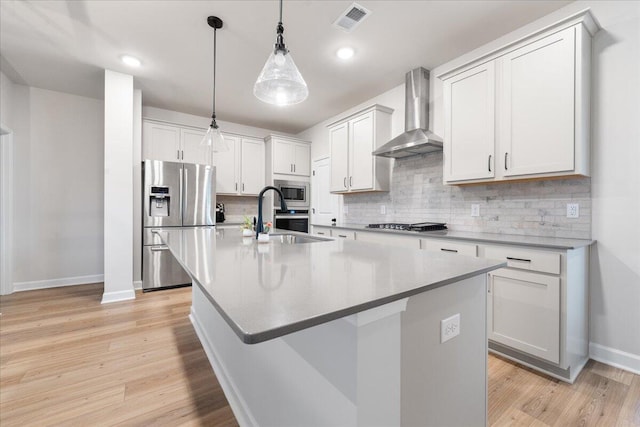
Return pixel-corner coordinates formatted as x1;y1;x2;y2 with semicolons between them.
256;186;288;239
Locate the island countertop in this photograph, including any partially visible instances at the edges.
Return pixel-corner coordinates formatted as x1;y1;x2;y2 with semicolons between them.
157;227;505;344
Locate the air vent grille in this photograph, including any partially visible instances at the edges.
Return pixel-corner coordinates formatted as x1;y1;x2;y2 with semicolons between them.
333;3;371;33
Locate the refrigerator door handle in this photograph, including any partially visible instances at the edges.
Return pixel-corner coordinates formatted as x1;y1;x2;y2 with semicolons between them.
182;167;188;222
179;167;184;223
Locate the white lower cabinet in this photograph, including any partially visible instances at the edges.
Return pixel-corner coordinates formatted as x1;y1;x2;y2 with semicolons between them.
331;229;356;240
421;239;477;256
479;243;589;382
487;268;560;363
311;226;332;237
358;231;420;249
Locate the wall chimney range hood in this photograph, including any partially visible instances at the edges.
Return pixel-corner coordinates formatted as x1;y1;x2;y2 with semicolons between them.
372;67;443;159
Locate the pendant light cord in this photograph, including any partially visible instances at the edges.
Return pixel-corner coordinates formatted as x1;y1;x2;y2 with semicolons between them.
211;26;217;128
279;0;283;24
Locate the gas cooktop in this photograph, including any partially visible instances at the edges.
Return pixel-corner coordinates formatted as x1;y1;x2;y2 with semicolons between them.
366;222;447;232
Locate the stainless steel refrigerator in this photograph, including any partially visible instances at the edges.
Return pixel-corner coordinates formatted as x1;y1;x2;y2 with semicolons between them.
142;159;216;291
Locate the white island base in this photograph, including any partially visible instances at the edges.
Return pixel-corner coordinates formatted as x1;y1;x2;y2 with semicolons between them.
190;274;488;427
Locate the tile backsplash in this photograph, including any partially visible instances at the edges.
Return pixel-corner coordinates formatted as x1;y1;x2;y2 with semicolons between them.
343;153;591;239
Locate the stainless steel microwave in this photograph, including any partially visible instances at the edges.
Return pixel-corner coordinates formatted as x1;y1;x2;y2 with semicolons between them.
273;179;309;209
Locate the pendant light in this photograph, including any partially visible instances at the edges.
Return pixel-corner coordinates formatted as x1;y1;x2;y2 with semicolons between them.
254;0;308;106
200;16;229;152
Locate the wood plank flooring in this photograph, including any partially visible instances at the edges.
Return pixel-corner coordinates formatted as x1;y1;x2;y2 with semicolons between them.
1;284;639;426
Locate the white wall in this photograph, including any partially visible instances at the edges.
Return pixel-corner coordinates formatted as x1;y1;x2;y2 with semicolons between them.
299;1;640;369
102;70;134;304
3;76;105;291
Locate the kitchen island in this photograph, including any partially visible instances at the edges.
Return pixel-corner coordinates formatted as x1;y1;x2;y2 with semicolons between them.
157;227;505;426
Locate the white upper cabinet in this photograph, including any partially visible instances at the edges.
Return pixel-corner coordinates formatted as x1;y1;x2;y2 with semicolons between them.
500;27;576;177
443;62;495;182
329;122;349;192
213;135;239;194
143;120;210;165
270;137;311;176
213;135;265;196
439;11;599;184
328;104;393;194
240;137;266;194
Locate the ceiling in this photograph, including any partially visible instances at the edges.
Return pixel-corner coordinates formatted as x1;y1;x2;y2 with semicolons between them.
0;0;572;134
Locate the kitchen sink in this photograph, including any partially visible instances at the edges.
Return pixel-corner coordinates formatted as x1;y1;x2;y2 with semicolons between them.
269;234;331;244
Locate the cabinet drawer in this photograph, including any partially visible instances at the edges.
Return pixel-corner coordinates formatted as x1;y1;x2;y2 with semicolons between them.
312;227;332;237
331;229;356;240
421;239;477;257
483;246;560;275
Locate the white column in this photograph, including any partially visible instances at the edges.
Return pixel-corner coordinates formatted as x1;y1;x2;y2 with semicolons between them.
132;89;143;289
102;70;135;304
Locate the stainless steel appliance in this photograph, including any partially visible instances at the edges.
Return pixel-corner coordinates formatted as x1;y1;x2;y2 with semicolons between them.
372;68;443;158
366;222;447;232
142;160;216;291
273;179;309;209
275;209;309;233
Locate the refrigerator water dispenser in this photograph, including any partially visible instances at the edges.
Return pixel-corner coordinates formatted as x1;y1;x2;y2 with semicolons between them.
149;186;170;217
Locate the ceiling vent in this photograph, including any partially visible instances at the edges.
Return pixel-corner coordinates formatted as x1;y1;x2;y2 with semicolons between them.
333;3;371;33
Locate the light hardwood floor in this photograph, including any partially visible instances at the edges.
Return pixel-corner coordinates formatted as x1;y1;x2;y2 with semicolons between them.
1;284;638;426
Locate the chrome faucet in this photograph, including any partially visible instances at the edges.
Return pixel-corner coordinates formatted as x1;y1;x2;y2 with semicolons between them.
256;186;288;239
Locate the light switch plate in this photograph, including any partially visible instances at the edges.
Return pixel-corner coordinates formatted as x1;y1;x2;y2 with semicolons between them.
567;203;579;218
471;204;480;217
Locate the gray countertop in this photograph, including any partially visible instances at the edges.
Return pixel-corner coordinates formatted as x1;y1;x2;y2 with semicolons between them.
311;222;594;250
157;227;505;344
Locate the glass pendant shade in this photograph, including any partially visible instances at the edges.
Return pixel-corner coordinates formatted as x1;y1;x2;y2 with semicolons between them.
200;124;229;152
254;50;308;106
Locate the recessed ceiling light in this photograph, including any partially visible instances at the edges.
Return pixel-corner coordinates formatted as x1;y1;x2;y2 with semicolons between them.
336;47;355;60
121;55;141;67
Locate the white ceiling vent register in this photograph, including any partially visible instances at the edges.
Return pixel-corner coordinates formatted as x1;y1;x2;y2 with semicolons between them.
333;3;371;33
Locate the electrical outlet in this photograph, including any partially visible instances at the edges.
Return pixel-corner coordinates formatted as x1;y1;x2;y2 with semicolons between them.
441;313;461;343
471;204;480;217
380;205;386;215
567;203;579;218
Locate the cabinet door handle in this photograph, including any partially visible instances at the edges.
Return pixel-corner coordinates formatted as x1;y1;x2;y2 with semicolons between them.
177;150;180;160
242;183;245;191
440;248;458;253
504;152;509;170
488;155;492;172
344;177;347;188
488;276;492;293
506;256;531;263
338;234;348;238
349;176;353;186
293;164;296;173
235;183;238;191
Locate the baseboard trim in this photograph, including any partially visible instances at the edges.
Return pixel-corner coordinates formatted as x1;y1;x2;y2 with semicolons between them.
101;289;136;304
133;280;142;290
589;342;640;375
190;307;257;427
13;274;104;293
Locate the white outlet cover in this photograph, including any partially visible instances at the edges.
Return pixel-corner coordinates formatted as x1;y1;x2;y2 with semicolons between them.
441;313;461;343
380;205;386;215
567;203;579;218
471;204;480;217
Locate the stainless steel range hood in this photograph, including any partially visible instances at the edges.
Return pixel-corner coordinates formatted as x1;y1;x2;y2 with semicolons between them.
372;67;443;159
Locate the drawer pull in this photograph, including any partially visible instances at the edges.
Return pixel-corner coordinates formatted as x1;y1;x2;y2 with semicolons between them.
440;248;458;253
151;246;169;252
338;234;348;238
317;232;325;235
507;256;532;263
